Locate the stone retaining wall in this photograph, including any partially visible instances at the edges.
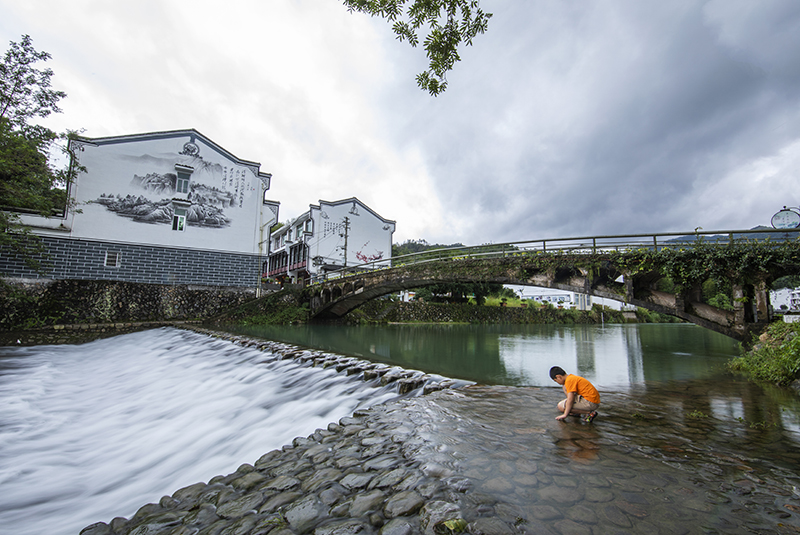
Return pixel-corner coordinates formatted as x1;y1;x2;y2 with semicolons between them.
0;320;202;346
0;279;257;335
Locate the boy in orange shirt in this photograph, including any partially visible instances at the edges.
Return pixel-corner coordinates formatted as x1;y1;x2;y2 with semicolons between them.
549;366;600;422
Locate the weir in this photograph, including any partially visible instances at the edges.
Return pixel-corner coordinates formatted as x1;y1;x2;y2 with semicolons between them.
0;327;448;535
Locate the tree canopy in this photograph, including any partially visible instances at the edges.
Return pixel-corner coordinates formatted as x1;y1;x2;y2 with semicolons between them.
1;35;75;271
343;0;492;95
0;34;66;134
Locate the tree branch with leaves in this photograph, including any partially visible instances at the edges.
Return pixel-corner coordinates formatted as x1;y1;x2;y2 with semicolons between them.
1;35;80;274
343;0;492;95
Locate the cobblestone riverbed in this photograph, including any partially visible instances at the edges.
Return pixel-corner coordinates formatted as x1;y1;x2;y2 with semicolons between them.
79;329;800;535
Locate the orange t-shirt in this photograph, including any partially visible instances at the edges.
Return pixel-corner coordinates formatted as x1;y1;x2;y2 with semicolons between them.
564;374;600;404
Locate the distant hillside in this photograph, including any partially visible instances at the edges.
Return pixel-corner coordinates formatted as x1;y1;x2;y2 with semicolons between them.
392;239;465;257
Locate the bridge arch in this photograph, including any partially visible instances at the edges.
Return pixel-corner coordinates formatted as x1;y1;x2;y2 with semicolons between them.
304;228;800;341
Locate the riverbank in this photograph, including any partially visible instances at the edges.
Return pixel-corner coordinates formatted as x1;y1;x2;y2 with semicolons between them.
729;320;800;390
212;287;677;327
78;327;800;535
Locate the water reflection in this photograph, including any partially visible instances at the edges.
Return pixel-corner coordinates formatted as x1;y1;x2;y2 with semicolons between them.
224;323;740;388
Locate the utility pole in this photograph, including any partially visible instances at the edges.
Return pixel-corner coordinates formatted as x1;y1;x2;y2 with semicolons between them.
340;217;350;267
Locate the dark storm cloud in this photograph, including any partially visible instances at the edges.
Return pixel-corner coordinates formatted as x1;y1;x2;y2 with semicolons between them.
398;0;800;243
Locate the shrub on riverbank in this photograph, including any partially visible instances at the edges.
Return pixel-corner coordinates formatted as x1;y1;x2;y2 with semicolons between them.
213;290;681;326
728;321;800;386
210;288;309;325
352;300;631;324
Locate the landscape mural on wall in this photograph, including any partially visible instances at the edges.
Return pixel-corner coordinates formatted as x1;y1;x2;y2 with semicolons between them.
91;141;255;229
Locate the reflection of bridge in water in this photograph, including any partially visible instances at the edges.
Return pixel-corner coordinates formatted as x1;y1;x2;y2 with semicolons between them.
305;228;800;341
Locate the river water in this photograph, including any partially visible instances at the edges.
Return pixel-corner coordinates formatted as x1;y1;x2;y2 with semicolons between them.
0;328;405;535
2;324;800;534
220;323;740;387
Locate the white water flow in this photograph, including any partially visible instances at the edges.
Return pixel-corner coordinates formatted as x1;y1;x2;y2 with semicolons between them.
0;328;405;535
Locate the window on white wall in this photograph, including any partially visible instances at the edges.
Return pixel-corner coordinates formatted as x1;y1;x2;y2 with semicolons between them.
104;251;121;267
305;219;313;234
176;171;191;194
175;164;193;195
172;208;187;231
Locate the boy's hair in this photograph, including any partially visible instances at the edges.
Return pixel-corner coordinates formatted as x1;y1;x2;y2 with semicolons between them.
549;366;567;380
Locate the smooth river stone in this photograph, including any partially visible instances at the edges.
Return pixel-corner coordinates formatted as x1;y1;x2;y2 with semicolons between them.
564;504;599;524
537;485;584;504
584;487;614;502
555;519;593;535
483;477;515;493
467;517;515;535
263;475;301;492
383;490;424;518
529;505;562;521
284;495;328;533
215;493;265;519
348;490;387;517
340;472;376;490
314;519;375;535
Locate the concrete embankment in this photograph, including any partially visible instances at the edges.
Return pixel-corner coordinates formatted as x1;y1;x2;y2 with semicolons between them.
80;327;483;535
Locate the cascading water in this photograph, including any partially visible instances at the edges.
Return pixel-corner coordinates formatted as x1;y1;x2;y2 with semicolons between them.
0;328;406;535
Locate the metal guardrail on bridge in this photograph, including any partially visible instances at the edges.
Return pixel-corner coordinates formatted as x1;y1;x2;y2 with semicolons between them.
309;228;800;285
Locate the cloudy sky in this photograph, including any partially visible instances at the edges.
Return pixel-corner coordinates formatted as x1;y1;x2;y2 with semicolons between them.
2;0;799;245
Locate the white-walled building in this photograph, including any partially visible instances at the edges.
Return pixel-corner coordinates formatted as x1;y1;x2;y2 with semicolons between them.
266;198;395;284
507;285;637;311
0;129;279;289
772;287;800;312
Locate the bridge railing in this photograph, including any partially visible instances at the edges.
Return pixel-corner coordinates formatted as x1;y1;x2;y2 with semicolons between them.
308;228;800;285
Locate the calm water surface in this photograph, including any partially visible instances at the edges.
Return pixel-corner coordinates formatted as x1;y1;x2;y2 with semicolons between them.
222;323;740;388
1;323;799;534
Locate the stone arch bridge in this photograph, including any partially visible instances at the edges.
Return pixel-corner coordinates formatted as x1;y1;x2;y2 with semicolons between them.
304;229;800;341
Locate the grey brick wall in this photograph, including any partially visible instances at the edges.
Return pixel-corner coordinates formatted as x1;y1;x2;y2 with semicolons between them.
0;236;261;288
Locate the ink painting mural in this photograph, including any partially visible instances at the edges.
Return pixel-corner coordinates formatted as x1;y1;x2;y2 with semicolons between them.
68;131;271;254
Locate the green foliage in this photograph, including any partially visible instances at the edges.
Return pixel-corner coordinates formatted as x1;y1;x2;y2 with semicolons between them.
736;417;779;430
728;322;800;385
701;278;734;311
773;274;800;290
239;306;309;325
414;281;502;305
655;277;676;293
342;0;492;95
216;289;310;325
611;239;800;291
393;238;465;257
1;35;79;273
0;34;66;130
687;410;709;419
